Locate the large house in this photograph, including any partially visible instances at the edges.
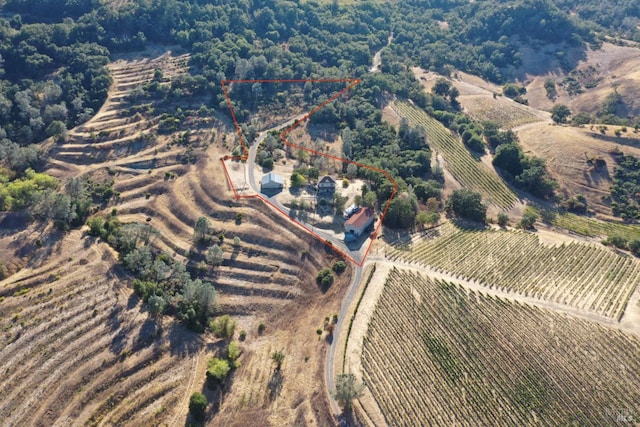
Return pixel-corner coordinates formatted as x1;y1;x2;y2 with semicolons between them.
318;175;336;194
261;172;284;192
344;207;374;240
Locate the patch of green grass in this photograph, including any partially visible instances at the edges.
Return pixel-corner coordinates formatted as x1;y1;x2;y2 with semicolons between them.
12;288;30;297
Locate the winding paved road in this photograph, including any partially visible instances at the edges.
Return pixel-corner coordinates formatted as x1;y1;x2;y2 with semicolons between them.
242;54;392;418
324;263;363;416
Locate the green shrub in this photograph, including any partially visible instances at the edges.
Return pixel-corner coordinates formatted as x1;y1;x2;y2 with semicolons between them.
316;268;334;287
518;209;538;230
603;235;628;250
207;357;230;384
497;213;509;227
189;392;207;421
332;261;347;274
628;239;640;255
227;341;241;368
210;315;236;339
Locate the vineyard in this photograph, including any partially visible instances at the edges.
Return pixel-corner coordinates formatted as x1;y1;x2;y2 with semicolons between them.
459;94;546;129
542;210;640;241
361;268;640;426
393;101;517;209
387;223;640;319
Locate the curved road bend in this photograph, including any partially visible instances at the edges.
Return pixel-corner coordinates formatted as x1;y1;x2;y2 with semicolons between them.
243;79;388;417
246;116;305;195
246;117;356;259
246;119;367;416
325;31;394;419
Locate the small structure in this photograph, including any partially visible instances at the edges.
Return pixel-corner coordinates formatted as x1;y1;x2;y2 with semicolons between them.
343;204;359;219
261;172;284;192
344;207;374;241
318;175;336;194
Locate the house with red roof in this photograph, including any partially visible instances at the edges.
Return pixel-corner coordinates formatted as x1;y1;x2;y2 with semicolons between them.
344;207;374;240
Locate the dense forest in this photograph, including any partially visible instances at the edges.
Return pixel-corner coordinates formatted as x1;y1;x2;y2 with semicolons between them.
0;0;638;228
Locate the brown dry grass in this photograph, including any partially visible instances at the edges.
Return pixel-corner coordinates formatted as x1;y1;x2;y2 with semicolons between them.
517;122;640;215
1;48;349;427
525;43;640;118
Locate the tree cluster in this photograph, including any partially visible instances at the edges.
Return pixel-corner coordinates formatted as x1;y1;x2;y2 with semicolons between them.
489;130;557;200
88;213;218;331
610;154;640;220
445;189;487;223
0;170;113;229
389;0;594;83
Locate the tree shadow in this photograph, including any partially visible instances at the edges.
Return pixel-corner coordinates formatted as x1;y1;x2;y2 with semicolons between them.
588;131;640;149
107;304;128;355
588;162;611;186
337;408;367;427
505;42;588;82
136;316;160;348
308;123;339;142
166;321;203;358
450;218;490;231
267;368;284;401
324;331;334;345
382;227;415;248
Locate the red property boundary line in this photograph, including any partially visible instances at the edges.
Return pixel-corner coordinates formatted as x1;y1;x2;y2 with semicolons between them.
219;79;398;266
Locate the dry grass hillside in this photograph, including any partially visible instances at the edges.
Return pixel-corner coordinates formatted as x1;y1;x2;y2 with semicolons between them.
517;123;640;215
1;48;350;426
525;43;640;118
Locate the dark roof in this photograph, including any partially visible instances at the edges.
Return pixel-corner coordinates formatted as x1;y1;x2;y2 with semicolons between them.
345;207;373;229
319;175;336;184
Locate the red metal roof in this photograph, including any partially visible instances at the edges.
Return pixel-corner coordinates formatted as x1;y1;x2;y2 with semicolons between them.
345;207;373;229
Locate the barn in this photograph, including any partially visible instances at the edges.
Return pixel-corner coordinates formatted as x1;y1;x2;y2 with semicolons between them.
261;172;284;191
344;207;374;240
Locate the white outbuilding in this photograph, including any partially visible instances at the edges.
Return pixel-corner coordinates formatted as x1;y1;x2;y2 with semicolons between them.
261;172;284;191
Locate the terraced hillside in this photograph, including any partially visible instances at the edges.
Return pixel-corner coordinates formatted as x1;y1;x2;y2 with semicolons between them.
0;230;199;426
393;101;518;209
47;50;191;179
362;268;640;426
387;223;640;319
1;49;348;426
